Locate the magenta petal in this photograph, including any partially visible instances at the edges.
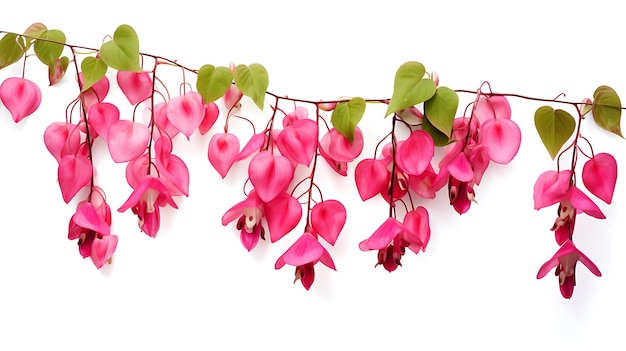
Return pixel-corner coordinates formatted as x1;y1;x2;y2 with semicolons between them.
125;153;150;189
208;133;240;178
358;218;403;251
447;152;474;182
533;170;572;210
221;191;263;226
91;235;118;269
58;155;93;203
473;95;511;123
274;233;324;269
199;102;219;135
282;106;309;128
236;133;267;161
322;127;364;163
79;74;110;110
569;186;605;219
354;158;388;201
264;192;302;242
107;120;150;163
276;119;318;166
0;77;42;123
310;200;346;246
152;102;180;139
249;151;294;202
88;102;120;140
166;91;205;138
43;122;81;163
397;130;435;176
71;203;111;236
402;206;430;253
582;153;617;204
117;70;152;105
480;118;521;164
240;225;262;252
155;136;189;196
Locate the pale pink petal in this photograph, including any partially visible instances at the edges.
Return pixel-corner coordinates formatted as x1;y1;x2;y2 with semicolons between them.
208;133;240;178
88;102;120;140
0;77;42;123
91;235;118;269
582;153;617;204
166;91;205;138
43;122;81;163
152;102;180;139
274;233;324;269
358;218;403;251
125;153;150;189
79;74;109;110
397;130;435;176
533;170;572;210
117;70;152;105
480;118;521;164
282;106;309;128
354;158;388;201
408;165;443;199
264;192;302;242
199;102;219;135
236;133;267;161
310;200;346;246
248;151;294;202
447;152;474;182
58;154;93;203
473;95;511;123
569;186;605;219
107;120;150;163
321;127;364;163
223;84;242;111
276;119;318;166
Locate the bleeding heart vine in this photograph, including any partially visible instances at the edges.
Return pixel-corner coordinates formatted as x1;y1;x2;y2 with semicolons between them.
0;23;622;297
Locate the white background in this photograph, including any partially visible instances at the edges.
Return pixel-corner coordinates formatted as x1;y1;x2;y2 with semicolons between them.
1;1;625;350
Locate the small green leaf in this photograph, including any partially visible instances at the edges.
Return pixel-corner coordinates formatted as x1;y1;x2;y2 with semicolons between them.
534;106;576;159
0;33;25;69
23;22;47;50
234;63;269;109
592;85;623;137
422;113;451;147
331;97;366;143
386;61;436;116
49;56;69;86
100;24;141;72
196;65;233;103
81;56;108;92
424;86;458;137
33;29;66;67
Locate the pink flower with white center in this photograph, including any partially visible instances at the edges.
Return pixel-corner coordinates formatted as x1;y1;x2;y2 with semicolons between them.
537;240;601;299
118;176;178;237
221;190;265;251
275;232;336;290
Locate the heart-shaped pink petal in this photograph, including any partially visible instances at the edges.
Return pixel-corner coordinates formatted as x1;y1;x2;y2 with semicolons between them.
199;102;219;135
236;133;267;161
117;70;152;105
107;120;150;163
354;158;388;201
480;118;521;164
166;91;204;138
0;77;42;123
533;170;572;210
151;102;180;139
249;151;294;203
155;136;190;196
473;95;511;123
88;102;120;140
264;192;302;242
582;153;617;204
311;200;346;246
282;106;309;128
91;234;118;269
276;119;318;166
58;154;93;203
208;133;240;178
43;122;81;163
396;130;434;176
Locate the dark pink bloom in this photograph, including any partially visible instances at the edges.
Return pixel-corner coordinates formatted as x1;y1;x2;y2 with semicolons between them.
58;155;93;203
0;77;42;123
87;102;120;140
117;70;152;105
354;158;388;201
107;120;150;163
310;200;346;246
248;151;294;203
43;122;81;163
118;176;178;237
222;190;265;251
582;153;617;204
276;118;318;166
199;102;219;135
275;232;336;290
537;240;601;299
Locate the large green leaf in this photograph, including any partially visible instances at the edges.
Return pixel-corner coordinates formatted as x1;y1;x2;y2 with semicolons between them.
386;61;436;116
0;33;25;69
422;113;451;147
534;106;576;159
424;86;458;137
196;64;233;103
592;85;622;137
331;97;366;143
100;24;141;72
234;63;269;109
33;29;66;67
23;22;47;50
81;56;108;92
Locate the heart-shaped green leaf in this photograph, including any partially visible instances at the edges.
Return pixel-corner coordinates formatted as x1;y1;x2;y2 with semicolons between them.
234;63;269;109
100;24;141;72
422;114;451;147
81;56;108;92
331;97;366;143
196;64;233;103
534;106;576;159
424;86;458;137
0;33;25;69
592;85;623;137
23;22;47;50
49;56;70;86
34;29;66;67
386;61;436;116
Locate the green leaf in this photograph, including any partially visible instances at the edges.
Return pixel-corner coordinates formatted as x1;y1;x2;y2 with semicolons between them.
422;113;451;147
0;33;25;69
386;61;436;116
592;85;623;137
196;65;233;103
33;29;66;67
331;97;366;143
23;22;47;50
49;56;70;86
100;24;141;72
534;106;576;159
81;56;108;92
234;63;269;109
424;86;458;137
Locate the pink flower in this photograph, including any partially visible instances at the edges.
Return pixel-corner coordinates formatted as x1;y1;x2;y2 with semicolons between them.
0;77;42;123
117;176;178;237
536;240;601;299
275;232;336;290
